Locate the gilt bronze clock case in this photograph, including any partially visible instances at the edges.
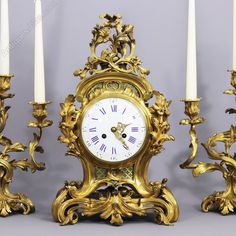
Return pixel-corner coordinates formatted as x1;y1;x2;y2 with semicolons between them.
52;14;179;226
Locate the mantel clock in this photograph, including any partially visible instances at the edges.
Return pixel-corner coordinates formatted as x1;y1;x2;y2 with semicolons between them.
52;14;179;226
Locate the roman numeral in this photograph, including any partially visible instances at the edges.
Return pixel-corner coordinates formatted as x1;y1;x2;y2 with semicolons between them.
86;141;91;146
91;136;99;145
131;127;139;132
128;136;136;144
100;144;107;152
137;141;143;148
111;105;117;112
99;108;106;115
89;127;97;132
112;147;117;155
91;117;98;120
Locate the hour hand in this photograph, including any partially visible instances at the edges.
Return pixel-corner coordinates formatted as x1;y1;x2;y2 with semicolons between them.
117;122;131;133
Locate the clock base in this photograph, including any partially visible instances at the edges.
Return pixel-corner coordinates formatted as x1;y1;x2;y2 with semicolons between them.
52;177;179;226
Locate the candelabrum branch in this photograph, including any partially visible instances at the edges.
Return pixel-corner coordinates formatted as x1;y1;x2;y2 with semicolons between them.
10;102;53;172
0;75;52;216
179;99;204;169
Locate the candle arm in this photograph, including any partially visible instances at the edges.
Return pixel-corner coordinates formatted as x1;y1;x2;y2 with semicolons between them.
180;99;204;169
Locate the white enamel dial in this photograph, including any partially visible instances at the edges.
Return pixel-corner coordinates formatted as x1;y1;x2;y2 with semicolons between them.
81;97;147;163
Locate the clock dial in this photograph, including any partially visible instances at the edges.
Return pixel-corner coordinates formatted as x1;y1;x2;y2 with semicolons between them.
81;97;147;163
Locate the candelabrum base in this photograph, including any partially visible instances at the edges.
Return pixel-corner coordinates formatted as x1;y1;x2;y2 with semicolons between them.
201;175;236;215
198;124;236;215
0;186;35;217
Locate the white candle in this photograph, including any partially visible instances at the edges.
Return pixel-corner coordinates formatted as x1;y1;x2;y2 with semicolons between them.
186;0;197;100
233;0;236;70
34;0;45;103
0;0;10;75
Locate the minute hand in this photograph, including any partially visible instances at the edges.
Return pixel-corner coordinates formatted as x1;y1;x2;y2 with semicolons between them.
111;126;129;150
114;131;129;150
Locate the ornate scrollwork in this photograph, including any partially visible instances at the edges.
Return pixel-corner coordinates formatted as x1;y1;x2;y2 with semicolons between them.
180;70;236;215
73;14;150;80
224;70;236;95
53;177;178;226
0;75;52;216
54;87;179;225
53;14;179;226
180;99;205;169
149;91;174;156
58;85;143;162
58;95;82;158
85;81;141;103
196;125;236;214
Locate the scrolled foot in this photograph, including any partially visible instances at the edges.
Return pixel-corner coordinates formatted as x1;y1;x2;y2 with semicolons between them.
0;193;34;217
52;179;179;226
201;191;236;215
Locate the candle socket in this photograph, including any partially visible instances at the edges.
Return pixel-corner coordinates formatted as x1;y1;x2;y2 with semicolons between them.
180;71;236;215
224;70;236;95
0;74;14;99
181;99;204;123
30;101;52;127
0;75;52;217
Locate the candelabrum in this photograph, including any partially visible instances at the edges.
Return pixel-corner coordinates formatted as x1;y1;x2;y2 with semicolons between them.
180;70;236;215
0;74;52;217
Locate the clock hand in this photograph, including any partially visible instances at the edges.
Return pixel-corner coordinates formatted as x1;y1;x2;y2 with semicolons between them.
117;122;131;133
111;126;129;150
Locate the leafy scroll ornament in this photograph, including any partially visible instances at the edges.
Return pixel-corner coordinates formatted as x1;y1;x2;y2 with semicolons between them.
74;14;150;80
0;75;52;216
149;91;174;155
180;70;236;215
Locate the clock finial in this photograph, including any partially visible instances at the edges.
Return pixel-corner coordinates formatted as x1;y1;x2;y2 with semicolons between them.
74;14;150;79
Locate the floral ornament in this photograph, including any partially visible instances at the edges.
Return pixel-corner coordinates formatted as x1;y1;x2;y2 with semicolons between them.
74;14;150;79
149;91;174;155
0;75;52;216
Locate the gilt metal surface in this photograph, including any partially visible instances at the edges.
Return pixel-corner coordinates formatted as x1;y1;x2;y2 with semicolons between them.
52;14;179;226
180;70;236;215
0;75;52;216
